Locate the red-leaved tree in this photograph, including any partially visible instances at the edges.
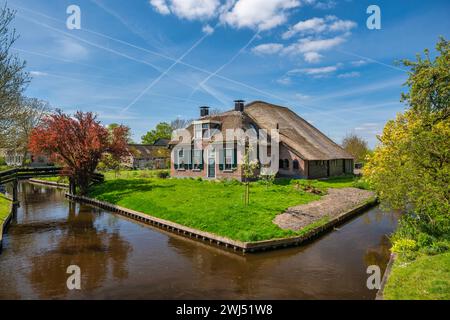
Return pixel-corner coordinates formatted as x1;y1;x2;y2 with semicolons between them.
29;110;129;195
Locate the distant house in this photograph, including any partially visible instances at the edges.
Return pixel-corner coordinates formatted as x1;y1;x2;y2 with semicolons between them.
124;138;170;169
0;148;50;167
169;100;354;180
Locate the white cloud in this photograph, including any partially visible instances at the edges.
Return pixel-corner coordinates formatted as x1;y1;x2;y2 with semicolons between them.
276;76;292;85
150;0;220;20
337;71;360;78
220;0;301;31
289;64;340;75
283;35;346;55
253;34;346;63
283;15;356;39
282;17;327;39
314;0;336;10
329;19;357;32
295;93;310;100
351;59;369;67
150;0;171;15
202;24;215;34
303;51;322;63
30;71;48;77
252;43;284;55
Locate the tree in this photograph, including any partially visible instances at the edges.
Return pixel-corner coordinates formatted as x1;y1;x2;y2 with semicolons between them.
170;118;192;130
364;38;450;249
242;146;259;206
0;4;30;147
107;123;133;143
29;110;129;195
342;133;369;163
7;97;51;165
141;122;172;144
210;108;223;116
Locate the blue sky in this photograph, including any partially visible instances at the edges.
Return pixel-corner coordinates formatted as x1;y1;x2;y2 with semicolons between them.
6;0;450;146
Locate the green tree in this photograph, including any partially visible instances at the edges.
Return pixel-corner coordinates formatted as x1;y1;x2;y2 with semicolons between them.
0;4;30;147
141;122;172;144
364;38;450;254
342;133;369;163
242;146;259;206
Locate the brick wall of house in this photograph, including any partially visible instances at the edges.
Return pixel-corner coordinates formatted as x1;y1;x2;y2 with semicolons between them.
277;145;307;178
170;162;244;181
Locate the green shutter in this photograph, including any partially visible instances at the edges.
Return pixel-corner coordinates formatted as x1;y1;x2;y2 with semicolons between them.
218;147;224;170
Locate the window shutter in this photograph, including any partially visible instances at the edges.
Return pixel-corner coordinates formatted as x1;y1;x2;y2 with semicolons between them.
233;147;237;169
218;147;224;170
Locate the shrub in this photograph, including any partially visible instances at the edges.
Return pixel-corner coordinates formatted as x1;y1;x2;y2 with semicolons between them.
158;171;169;179
392;238;418;254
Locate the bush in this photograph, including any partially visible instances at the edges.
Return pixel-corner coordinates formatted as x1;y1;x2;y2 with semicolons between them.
0;157;6;166
392;238;418;254
352;178;370;190
158;171;169;179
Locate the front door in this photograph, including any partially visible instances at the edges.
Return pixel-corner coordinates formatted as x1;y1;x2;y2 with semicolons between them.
207;148;216;178
208;158;215;178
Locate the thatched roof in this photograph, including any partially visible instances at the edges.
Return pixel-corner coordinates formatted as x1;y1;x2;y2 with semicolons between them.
170;100;353;161
127;144;167;159
244;101;353;160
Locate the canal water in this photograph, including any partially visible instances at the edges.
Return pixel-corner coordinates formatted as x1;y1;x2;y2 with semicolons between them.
0;183;398;299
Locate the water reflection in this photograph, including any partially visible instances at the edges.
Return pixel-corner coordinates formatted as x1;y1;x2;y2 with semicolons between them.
1;183;131;299
0;183;398;299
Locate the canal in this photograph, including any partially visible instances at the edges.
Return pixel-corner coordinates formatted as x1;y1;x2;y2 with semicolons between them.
0;182;398;299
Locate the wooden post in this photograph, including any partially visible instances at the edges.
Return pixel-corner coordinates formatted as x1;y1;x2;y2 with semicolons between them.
69;177;76;195
12;179;18;203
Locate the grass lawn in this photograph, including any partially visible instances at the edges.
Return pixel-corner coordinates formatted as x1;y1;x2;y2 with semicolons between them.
384;252;450;300
89;174;362;242
0;194;11;223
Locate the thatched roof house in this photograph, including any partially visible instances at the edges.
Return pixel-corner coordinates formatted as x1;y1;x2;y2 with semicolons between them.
125;139;170;169
169;100;353;180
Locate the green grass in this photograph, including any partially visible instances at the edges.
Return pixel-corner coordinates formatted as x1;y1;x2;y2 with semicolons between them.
89;177;329;242
384;252;450;300
0;194;12;222
35;169;170;185
102;169;169;180
38;176;69;184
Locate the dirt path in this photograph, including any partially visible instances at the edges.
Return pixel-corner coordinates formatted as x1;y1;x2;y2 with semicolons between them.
274;187;375;231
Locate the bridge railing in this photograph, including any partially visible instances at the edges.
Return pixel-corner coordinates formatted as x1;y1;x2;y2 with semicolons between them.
0;167;104;186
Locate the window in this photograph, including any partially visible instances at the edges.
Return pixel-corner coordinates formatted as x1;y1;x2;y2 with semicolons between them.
194;124;202;139
177;149;184;168
284;159;289;169
279;159;284;169
224;148;233;170
202;123;210;138
193;149;202;170
293;159;299;170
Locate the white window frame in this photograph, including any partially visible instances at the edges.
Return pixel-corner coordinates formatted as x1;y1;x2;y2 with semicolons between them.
224;147;233;170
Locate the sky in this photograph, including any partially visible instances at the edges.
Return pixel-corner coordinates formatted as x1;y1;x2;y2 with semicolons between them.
5;0;450;147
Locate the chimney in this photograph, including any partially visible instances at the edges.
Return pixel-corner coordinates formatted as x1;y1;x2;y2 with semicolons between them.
200;106;210;117
234;100;245;112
